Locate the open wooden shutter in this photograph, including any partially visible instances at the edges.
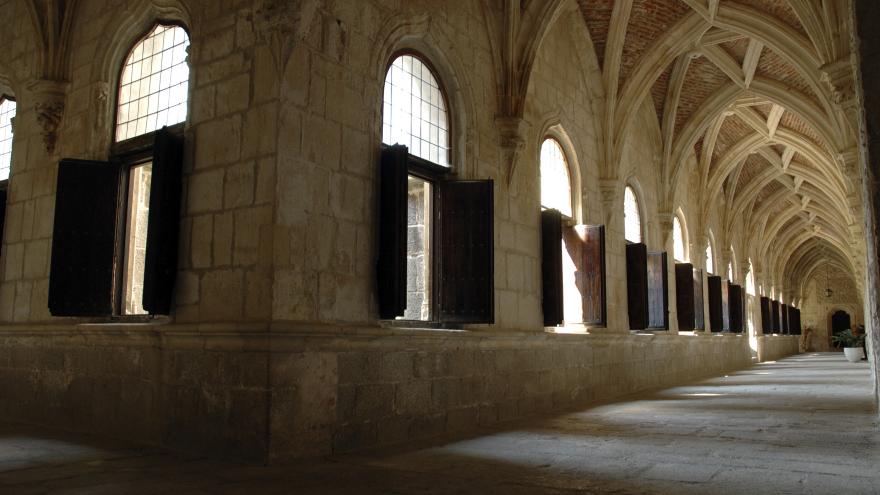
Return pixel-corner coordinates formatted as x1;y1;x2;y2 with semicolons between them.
675;263;695;330
794;308;802;335
377;145;408;319
694;268;705;329
542;209;563;326
760;296;771;334
782;304;790;334
707;275;722;332
720;280;730;331
728;284;743;333
0;186;6;256
142;128;184;314
580;225;606;326
437;179;494;323
771;300;780;333
626;243;648;330
562;224;606;326
48;159;120;316
647;251;668;329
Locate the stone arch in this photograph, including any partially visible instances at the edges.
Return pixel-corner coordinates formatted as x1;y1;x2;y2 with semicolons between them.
537;119;584;224
370;13;479;179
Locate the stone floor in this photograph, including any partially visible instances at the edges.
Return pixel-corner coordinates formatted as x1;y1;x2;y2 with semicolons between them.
0;352;877;494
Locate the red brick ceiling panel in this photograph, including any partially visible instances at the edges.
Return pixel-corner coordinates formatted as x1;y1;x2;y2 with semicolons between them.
734;153;765;192
734;0;809;40
755;47;820;105
779;111;826;152
721;37;750;65
712;113;754;166
577;0;614;70
675;55;731;135
651;61;674;124
618;0;692;91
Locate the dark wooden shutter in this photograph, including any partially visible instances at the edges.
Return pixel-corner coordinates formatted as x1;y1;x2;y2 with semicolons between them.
728;284;743;333
142;128;184;314
720;280;730;331
647;251;668;329
562;224;606;326
794;308;802;335
626;243;648;330
437;179;494;323
707;275;722;332
675;263;695;330
782;304;790;334
0;186;6;256
377;145;408;319
760;296;771;334
694;268;705;329
771;300;780;333
580;225;606;326
48;159;120;316
542;209;563;326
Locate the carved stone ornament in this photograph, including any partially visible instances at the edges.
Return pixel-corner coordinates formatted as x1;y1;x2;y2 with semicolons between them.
254;0;322;69
495;116;528;186
28;79;69;154
820;57;856;106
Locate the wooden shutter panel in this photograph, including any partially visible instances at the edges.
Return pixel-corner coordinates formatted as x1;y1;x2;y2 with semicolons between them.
794;308;802;335
771;300;780;333
782;304;790;334
0;187;6;256
707;275;722;332
437;179;494;323
760;296;771;334
580;225;606;326
377;145;408;319
626;243;648;330
720;280;730;331
675;263;695;330
728;284;743;333
48;159;120;316
694;268;705;329
542;209;563;326
142;128;184;314
647;251;668;329
562;224;606;326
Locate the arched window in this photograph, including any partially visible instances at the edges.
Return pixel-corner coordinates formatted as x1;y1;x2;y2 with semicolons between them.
727;262;733;282
0;96;15;181
377;53;493;325
115;24;190;142
672;215;687;262
540;138;572;217
705;237;715;274
382;54;450;166
746;267;756;296
623;186;641;243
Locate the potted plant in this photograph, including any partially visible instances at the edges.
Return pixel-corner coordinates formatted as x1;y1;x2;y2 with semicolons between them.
831;329;865;362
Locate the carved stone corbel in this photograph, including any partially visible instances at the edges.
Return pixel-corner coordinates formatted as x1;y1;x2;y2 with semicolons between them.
495;115;529;187
658;210;674;249
28;79;69;154
598;178;619;226
254;0;322;71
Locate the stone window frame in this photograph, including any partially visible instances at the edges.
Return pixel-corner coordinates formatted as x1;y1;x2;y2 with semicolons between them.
104;21;190;319
623;183;644;244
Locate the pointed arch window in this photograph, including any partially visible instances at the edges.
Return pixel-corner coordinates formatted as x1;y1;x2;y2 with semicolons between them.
672;215;687;262
624;186;641;243
746;267;756;296
382;54;450;167
115;24;190;142
0;96;16;181
706;238;715;274
377;53;494;325
540;138;572;218
49;23;188;318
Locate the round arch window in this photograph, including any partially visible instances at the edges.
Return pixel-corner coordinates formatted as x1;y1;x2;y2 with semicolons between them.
540;138;573;217
624;186;642;243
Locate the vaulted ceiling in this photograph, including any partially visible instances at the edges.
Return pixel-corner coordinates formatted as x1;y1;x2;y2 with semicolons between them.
568;0;862;301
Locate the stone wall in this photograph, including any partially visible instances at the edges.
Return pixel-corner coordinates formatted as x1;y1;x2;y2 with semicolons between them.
756;335;801;363
0;324;756;463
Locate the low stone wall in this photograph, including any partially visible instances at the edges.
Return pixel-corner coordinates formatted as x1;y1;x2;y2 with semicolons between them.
757;335;801;362
0;325;763;463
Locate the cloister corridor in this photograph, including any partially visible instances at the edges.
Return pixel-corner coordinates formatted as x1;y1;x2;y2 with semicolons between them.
0;353;875;495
